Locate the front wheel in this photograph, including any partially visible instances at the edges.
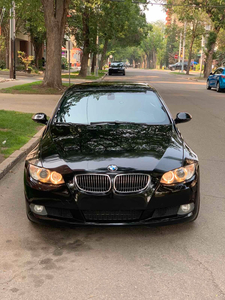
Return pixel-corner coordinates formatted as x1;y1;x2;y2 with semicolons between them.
216;81;221;92
206;80;211;90
123;72;125;76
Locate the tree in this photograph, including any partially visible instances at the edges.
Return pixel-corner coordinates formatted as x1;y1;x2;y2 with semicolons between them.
68;0;147;76
172;2;206;74
141;23;165;69
98;0;147;69
164;21;180;67
0;0;70;88
41;0;70;89
16;0;46;68
68;0;100;77
168;0;225;77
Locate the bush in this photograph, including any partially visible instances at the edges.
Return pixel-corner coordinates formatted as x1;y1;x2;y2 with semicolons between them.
61;57;68;70
16;64;25;71
195;64;204;71
0;60;6;69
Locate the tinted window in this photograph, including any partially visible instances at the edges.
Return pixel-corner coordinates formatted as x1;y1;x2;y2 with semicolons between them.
55;91;170;125
111;62;123;67
215;69;223;74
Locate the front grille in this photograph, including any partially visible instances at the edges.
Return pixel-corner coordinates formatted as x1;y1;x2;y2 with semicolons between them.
83;210;143;222
75;174;111;193
114;174;150;193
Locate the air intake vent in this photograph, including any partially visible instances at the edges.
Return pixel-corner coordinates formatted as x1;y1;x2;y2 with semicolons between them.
114;174;150;193
83;210;143;222
75;174;111;193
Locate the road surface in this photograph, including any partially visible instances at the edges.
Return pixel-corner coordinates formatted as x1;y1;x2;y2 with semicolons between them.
1;69;225;299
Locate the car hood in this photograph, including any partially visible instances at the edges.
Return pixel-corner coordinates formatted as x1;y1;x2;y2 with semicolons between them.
33;124;185;174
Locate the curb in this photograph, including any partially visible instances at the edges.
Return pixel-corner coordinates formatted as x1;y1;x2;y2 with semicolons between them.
100;73;107;80
91;72;107;82
0;127;45;180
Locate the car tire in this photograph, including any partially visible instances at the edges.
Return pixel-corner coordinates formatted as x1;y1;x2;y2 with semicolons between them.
123;72;125;76
206;80;211;90
108;72;111;76
216;81;221;92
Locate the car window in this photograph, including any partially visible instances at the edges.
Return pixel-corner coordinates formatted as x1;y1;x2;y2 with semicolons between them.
214;69;222;74
111;62;123;67
55;91;171;125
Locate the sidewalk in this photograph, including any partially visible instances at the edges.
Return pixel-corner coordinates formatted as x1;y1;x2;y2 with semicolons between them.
0;73;100;89
0;75;42;89
0;76;104;115
0;93;59;115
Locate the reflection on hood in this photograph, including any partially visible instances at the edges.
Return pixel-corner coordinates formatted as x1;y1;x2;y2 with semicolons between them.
45;124;181;159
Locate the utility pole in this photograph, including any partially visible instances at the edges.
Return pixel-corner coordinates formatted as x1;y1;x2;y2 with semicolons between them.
68;39;71;86
95;35;99;77
181;21;186;73
9;1;16;79
199;35;204;77
178;32;182;63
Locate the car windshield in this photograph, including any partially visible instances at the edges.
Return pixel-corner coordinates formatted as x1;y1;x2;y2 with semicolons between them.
54;90;170;125
111;62;123;67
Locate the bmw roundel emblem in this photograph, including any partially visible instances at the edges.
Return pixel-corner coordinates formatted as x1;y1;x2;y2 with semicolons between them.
107;165;118;172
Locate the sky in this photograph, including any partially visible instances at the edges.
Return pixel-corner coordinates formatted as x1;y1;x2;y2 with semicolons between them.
142;4;166;23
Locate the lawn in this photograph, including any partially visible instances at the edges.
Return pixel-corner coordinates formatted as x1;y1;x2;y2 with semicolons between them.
61;70;107;79
0;110;42;160
0;81;70;94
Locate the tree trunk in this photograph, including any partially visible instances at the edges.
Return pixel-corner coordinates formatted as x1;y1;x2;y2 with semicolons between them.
186;22;198;75
204;44;216;78
186;37;195;75
204;28;220;78
99;39;108;70
79;3;90;77
33;41;42;68
91;53;96;73
79;47;89;77
41;0;70;89
146;54;150;69
153;50;156;69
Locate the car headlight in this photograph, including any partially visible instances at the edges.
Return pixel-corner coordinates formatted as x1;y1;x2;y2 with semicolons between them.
160;164;195;185
29;164;65;185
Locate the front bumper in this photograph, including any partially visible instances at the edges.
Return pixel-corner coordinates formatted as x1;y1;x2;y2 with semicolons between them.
109;68;124;74
24;168;200;226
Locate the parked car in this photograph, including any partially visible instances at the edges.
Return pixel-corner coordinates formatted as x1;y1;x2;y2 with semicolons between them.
108;62;125;75
24;82;200;226
206;67;225;92
169;62;188;71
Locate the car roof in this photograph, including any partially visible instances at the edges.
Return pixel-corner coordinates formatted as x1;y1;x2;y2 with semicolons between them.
65;82;157;94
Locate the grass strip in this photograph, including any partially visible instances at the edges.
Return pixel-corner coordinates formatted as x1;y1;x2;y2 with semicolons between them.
0;110;43;158
0;81;70;94
61;70;107;79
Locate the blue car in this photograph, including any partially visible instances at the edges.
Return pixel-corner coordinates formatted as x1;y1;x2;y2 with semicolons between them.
207;67;225;92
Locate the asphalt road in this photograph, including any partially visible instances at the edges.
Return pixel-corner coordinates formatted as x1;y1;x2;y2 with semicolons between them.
1;69;225;300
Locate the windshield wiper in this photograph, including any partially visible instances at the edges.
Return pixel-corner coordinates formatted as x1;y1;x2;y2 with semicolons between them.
89;121;150;126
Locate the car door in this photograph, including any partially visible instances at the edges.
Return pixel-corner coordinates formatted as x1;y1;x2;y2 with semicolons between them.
211;69;223;87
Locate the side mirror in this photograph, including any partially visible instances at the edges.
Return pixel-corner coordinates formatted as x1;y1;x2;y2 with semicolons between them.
32;113;48;125
174;112;192;124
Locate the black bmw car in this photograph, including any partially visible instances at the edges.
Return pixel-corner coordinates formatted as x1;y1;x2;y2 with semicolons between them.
108;62;125;76
24;82;200;226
